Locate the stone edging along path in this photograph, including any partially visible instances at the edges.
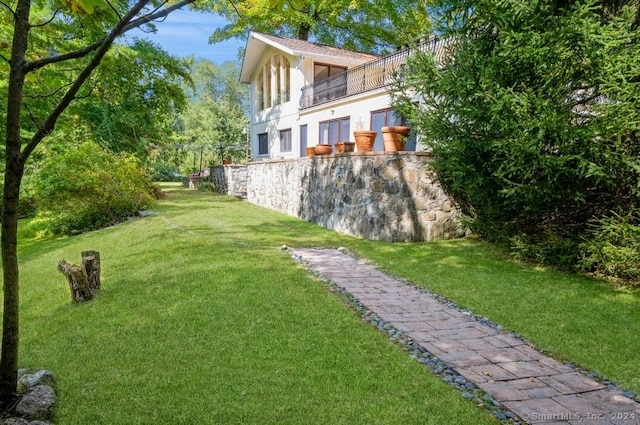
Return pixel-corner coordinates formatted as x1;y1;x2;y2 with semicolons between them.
290;248;640;425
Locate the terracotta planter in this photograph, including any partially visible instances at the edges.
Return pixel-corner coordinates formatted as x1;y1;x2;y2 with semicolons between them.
335;142;355;154
222;159;232;165
314;144;333;155
306;146;316;157
353;131;377;152
381;126;410;151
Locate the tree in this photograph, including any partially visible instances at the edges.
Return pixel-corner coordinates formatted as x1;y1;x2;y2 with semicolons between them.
176;59;249;168
74;39;192;158
206;0;433;53
392;0;640;271
0;0;198;405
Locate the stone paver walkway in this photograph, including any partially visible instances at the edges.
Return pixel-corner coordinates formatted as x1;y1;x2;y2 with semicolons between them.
292;248;640;425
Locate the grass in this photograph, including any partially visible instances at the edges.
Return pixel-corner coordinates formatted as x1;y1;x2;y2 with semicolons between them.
9;183;640;423
12;184;498;424
355;241;640;393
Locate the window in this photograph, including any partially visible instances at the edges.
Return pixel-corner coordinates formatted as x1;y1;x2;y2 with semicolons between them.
280;129;292;153
257;69;264;110
256;55;291;110
314;63;348;102
258;133;269;155
319;117;350;145
275;55;290;104
371;108;415;151
314;63;347;82
299;125;308;156
371;108;403;128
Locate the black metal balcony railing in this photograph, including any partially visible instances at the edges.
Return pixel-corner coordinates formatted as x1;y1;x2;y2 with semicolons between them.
299;36;447;110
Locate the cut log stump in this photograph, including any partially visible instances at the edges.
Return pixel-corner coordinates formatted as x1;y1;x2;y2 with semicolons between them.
58;251;101;302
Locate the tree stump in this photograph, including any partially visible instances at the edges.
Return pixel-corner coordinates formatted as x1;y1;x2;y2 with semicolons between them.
81;250;101;293
57;251;101;302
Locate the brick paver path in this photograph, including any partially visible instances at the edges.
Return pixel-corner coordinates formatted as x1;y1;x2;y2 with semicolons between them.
292;248;640;425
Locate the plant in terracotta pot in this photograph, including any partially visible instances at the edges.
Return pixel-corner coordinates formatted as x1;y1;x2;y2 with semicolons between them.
353;118;376;152
381;125;411;151
314;144;332;155
335;141;355;154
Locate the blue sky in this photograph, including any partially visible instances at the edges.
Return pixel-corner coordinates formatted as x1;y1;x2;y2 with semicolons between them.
128;8;246;64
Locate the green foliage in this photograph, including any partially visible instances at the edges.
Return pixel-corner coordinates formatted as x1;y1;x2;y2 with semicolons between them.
151;162;183;182
393;0;640;278
579;211;640;282
175;59;249;168
30;138;155;235
71;40;192;159
197;180;215;192
204;0;433;53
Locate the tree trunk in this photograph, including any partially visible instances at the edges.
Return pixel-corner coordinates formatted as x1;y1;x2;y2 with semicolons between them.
58;252;101;302
0;0;31;408
0;0;196;408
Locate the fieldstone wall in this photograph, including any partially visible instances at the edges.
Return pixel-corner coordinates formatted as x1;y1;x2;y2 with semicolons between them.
211;165;248;199
213;152;464;242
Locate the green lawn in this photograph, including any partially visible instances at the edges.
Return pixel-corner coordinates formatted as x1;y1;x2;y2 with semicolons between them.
13;185;498;424
8;184;639;424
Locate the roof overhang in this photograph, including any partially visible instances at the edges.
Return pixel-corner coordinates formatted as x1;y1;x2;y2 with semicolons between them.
240;32;289;83
239;31;377;83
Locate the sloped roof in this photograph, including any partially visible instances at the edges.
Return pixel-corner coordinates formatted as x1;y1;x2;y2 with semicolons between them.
240;31;380;83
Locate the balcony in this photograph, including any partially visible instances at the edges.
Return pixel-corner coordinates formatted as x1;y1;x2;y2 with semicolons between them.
299;36;446;110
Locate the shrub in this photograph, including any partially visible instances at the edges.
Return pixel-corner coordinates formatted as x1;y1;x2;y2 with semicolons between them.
392;0;640;276
197;181;215;192
579;211;640;283
152;162;183;182
31;140;155;234
511;231;581;271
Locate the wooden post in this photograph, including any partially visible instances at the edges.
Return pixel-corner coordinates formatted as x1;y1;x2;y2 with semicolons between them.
58;251;101;302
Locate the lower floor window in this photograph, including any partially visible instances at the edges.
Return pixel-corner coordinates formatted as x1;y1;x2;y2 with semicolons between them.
319;117;350;145
280;129;292;152
258;133;268;155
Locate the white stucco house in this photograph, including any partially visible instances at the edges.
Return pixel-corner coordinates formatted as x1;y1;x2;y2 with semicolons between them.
239;31;444;160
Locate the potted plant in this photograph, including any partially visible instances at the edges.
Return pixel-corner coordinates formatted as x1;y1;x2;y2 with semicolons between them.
335;141;355;154
353;117;376;152
314;144;333;155
381;125;411;151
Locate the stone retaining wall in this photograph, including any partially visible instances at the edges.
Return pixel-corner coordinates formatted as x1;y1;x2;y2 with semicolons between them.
211;165;248;199
214;152;464;242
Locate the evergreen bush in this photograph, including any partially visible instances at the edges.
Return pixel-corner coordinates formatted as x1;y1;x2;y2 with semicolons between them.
393;0;640;281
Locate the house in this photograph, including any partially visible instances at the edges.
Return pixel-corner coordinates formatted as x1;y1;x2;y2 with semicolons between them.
239;31;444;160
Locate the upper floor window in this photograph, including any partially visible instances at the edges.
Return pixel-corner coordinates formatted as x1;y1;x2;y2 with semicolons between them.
314;63;346;83
256;54;290;111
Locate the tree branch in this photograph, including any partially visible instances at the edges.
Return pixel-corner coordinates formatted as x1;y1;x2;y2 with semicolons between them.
23;0;196;73
30;8;62;28
24;80;75;98
21;0;197;161
226;0;241;17
0;0;15;16
104;0;123;21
